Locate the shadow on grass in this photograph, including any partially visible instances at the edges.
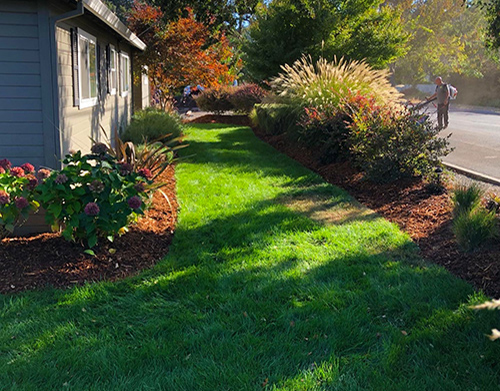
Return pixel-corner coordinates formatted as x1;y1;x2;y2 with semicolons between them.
1;124;500;390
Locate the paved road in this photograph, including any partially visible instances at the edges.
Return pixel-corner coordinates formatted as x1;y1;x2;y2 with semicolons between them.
435;107;500;180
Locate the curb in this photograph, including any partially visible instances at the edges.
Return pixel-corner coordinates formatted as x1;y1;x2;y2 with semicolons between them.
443;162;500;187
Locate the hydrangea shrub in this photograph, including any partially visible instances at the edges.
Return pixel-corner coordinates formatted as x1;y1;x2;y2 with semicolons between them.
37;144;152;248
0;159;42;235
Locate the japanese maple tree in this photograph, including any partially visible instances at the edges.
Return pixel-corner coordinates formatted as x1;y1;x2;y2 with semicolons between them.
127;1;240;109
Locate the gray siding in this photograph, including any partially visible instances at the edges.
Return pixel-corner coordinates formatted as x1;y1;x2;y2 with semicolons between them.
51;0;134;157
0;0;45;168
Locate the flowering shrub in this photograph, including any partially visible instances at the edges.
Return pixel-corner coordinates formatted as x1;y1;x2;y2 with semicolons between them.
37;149;152;248
228;84;267;113
297;105;351;163
194;86;234;114
346;93;452;183
0;159;41;235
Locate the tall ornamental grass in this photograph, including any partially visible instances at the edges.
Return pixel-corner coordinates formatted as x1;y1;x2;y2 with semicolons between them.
271;56;403;110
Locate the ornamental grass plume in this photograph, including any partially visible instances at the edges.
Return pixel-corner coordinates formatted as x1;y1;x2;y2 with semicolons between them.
0;191;10;205
271;56;402;110
84;202;100;216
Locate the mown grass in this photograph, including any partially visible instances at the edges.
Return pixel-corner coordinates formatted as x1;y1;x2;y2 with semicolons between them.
1;123;500;390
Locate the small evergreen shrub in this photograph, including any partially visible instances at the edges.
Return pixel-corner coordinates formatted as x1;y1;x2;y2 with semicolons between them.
452;183;484;217
453;208;497;252
122;108;183;144
250;103;301;136
194;86;234;114
0;160;41;236
37;146;152;248
228;84;267;113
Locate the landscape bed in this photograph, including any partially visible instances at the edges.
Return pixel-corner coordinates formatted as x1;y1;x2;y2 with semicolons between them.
191;114;500;297
0;166;177;294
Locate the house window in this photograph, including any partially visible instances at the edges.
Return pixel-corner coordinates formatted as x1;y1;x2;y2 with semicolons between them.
77;29;98;109
108;45;117;95
120;52;130;97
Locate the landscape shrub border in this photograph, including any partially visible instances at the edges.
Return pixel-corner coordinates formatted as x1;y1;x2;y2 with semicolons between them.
195;84;267;114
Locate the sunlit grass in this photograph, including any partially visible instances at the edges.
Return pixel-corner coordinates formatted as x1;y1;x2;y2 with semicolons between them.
0;123;499;390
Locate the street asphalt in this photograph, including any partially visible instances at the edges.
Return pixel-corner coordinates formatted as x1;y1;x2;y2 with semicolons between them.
434;106;500;181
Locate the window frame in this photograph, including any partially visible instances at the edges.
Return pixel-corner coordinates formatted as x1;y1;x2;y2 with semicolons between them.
108;44;118;96
76;28;98;109
119;51;130;97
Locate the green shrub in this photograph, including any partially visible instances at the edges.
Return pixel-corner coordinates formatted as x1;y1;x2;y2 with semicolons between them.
453;208;497;252
37;146;152;248
0;160;40;236
452;183;484;217
250;103;301;136
194;86;234;114
297;105;351;163
348;93;451;183
228;84;267;113
122;108;183;144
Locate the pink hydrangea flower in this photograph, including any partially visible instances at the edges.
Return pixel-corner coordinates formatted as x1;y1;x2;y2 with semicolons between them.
138;168;153;180
91;142;108;155
15;196;29;210
54;173;68;184
21;163;35;173
88;180;105;193
0;159;11;171
0;167;5;174
127;196;142;209
10;167;25;178
0;191;10;205
84;202;100;216
36;169;51;181
134;182;146;193
119;162;133;176
26;175;38;190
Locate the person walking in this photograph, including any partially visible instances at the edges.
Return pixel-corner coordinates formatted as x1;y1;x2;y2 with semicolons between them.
427;76;450;129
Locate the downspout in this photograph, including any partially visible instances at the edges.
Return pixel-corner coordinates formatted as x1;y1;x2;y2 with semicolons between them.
48;0;84;168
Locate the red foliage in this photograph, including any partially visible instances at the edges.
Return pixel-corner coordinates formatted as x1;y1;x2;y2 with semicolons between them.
127;2;240;109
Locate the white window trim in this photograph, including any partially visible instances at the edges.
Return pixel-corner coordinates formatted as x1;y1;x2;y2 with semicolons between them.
120;51;130;98
77;28;98;109
109;45;117;96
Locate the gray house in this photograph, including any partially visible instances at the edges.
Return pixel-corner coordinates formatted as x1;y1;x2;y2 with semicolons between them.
1;0;149;234
0;0;149;171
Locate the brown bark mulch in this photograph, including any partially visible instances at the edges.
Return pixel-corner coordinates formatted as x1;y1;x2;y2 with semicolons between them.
0;165;178;294
190;114;500;298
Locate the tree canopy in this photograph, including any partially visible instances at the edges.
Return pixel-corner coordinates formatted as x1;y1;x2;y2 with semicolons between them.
127;2;240;108
387;0;499;84
242;0;408;81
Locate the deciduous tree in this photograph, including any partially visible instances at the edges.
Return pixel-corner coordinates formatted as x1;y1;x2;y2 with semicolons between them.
127;2;240;109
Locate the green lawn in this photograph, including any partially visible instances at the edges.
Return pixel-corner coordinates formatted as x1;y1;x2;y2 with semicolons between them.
1;123;499;390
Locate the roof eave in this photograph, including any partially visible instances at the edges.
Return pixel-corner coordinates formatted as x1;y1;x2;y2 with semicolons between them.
82;0;146;51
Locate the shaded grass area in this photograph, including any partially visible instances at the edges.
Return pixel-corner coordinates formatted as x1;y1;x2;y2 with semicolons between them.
1;123;500;390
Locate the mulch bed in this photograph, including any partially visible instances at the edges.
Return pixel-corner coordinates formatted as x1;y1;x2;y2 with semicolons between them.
190;114;500;298
0;165;178;294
